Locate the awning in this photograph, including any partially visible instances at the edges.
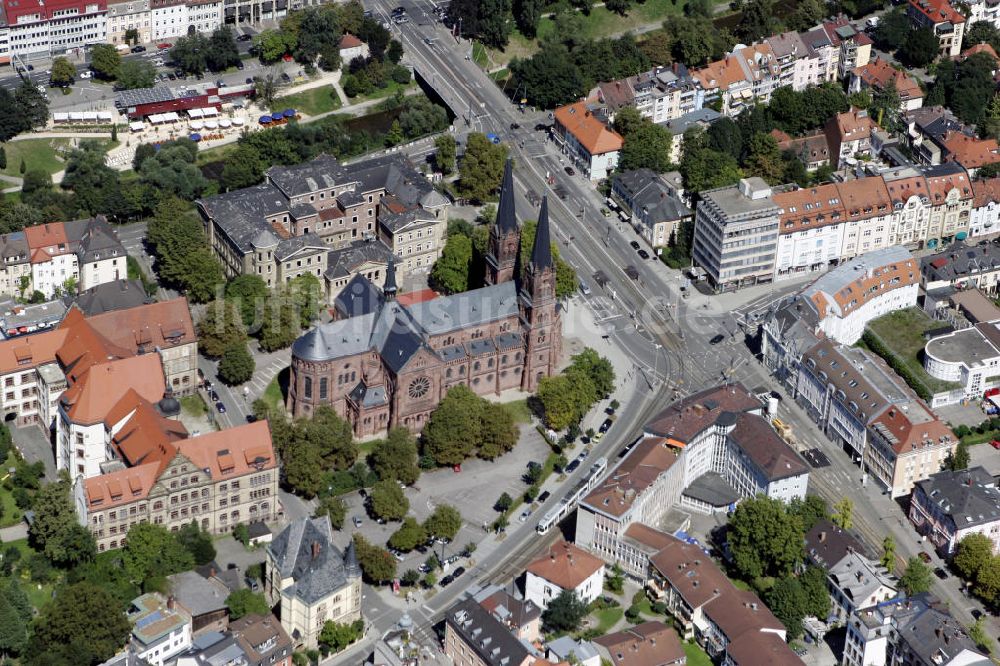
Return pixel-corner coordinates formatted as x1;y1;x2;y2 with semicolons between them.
203;119;218;129
201;107;218;117
270;113;283;122
161;112;179;122
259;115;272;124
53;112;69;122
218;118;231;128
188;108;204;118
189;120;204;130
282;108;296;118
129;121;145;131
189;133;202;142
98;111;113;121
232;117;245;126
69;112;84;121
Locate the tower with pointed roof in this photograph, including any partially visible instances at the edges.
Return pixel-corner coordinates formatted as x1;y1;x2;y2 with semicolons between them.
484;159;521;286
383;255;397;301
520;196;561;392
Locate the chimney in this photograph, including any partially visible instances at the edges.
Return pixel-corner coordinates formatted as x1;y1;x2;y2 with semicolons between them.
819;531;828;543
209;566;216;578
167;595;175;610
312;541;321;560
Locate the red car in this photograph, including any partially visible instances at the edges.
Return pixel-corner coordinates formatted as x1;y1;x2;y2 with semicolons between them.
991;440;1000;450
157;42;173;49
282;54;294;62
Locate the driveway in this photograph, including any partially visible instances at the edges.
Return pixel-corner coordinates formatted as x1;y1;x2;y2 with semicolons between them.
11;425;55;479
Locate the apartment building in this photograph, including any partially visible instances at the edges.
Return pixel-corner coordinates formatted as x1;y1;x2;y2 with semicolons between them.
825;108;876;168
970;177;1000;238
771;129;831;171
849;58;925;113
662;108;722;164
843;594;989;666
967;0;1000;28
827;551;898;623
552;101;624;181
18;217;127;299
1;0;108;60
923;320;1000;403
127;593;193;666
576;384;806;560
106;0;150;44
590;64;705;125
922;162;974;246
594;622;686;666
908;0;966;57
445;598;561;666
921;240;1000;294
691;178;780;292
910;466;1000;556
797;339;957;497
766;30;822;91
525;541;605;610
610;168;692;250
198;153;449;295
74;421;280;552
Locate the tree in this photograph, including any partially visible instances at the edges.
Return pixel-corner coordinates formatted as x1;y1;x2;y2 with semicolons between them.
26;583;130;665
353;534;397;583
435;134;457;175
207;26;240;72
680;131;743;192
171;32;210;75
388;517;427;551
255;29;295;62
975;555;1000;602
368;428;420;485
318;619;364;653
513;0;542;38
787;0;826;31
198;299;248;357
882;536;897;572
21;169;51;196
766;576;807;638
124;27;139;45
401;569;420;586
736;0;776;44
218;343;255;385
955;533;994;580
873;8;911;50
225;590;270;620
386;39;404;64
568;348;616;400
537;374;592;431
283;439;325;498
619;120;673;173
606;563;625;593
542;589;589;632
255;71;281;108
832;498;854;530
90;44;122;80
122;523;195;586
0;146;5;171
728;496;804;579
478;406;518;459
424;504;462;540
745;132;784;184
423;385;481;465
458;133;508;203
177;521;216;565
800;566;832;620
50;57;76;87
232;523;250;547
314;495;347;529
946;441;971;471
29;479;95;567
900;27;940;68
371;479;409;521
789;495;828;531
899;556;933;596
509;44;586;109
0;580;30;658
494;492;513;512
639;31;673;66
139;143;210;200
117;58;157;89
257;295;301;352
221;144;265;191
429;233;473;294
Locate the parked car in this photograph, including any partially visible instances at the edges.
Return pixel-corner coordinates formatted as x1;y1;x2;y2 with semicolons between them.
599;418;613;433
934;567;948;580
518;510;531;522
453;566;466;578
565;459;581;473
245;414;257;423
237;33;253;41
710;334;726;345
215;401;226;414
440;574;454;587
79;70;92;79
209;389;220;402
991;440;1000;450
537;491;551;503
638;249;650;260
564;166;576;176
630;240;641;250
131;45;146;53
157;42;173;49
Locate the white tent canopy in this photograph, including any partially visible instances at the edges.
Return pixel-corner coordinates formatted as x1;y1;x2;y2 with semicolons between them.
187;108;204;118
129;121;145;131
189;120;204;130
200;106;219;117
218;118;231;128
232;117;245;126
203;119;218;130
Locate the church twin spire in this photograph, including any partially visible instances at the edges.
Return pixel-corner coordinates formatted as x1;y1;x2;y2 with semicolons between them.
485;158;553;286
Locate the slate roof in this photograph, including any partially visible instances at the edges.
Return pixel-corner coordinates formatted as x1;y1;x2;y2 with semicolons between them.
333;273;383;319
446;598;532;666
65;216;126;264
268;516;358;605
913;466;1000;530
274;232;327;262
73;279;151;316
266;154;343;198
828;550;897;605
496;159;518;235
529;196;553;271
805;519;869;570
921;240;1000;283
197;184;291;253
613;169;692;224
661;108;722;139
378;208;436;234
167;570;229;617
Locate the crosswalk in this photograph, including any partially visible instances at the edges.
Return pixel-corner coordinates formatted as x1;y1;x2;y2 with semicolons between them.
246;355;289;401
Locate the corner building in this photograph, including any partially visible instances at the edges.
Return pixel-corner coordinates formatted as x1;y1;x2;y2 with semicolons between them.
287;160;562;436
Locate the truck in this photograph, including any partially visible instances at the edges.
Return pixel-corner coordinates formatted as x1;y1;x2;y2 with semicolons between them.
866;16;880;30
116;44;131;54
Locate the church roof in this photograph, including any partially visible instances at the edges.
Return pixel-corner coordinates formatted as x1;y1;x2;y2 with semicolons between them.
495;159;518;235
530;195;553;271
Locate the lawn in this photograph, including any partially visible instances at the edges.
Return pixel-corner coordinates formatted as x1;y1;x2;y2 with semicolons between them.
682;641;713;666
346;79;416;104
1;138;74;178
865;308;962;396
0;452;28;528
589;607;624;635
180;394;208;417
260;376;285;412
274;85;342;116
195;141;240;167
4;539;55;610
504;399;533;425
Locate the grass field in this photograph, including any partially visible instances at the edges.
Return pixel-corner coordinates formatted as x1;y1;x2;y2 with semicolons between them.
180;394;208;417
347;79;416;103
3;539;55;610
504;399;533;425
275;85;342;116
682;641;713;666
1;138;74;178
866;308;962;395
260;376;285;412
589;607;624;635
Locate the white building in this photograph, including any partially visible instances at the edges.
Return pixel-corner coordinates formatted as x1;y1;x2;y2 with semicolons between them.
4;0;108;60
970;177;1000;238
910;467;1000;556
827;551;898;623
185;0;223;36
552;100;623;181
127;593;192;666
25;217;127;299
150;0;188;40
524;541;605;609
106;0;151;44
924;322;1000;404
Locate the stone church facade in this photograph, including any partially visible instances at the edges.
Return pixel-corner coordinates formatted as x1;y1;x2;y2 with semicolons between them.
287;160;563;437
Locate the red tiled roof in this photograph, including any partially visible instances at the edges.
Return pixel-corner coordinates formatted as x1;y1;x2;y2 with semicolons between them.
83;298;197;354
0;328;68;375
397;289;438;306
973;176;1000;207
60;354;165;424
339;33;363;49
553;101;624;156
852;58;923;102
525;541;605;590
941;131;1000;169
909;0;965;25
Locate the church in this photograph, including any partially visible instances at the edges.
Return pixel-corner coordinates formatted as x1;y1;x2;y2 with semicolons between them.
287;160;563;437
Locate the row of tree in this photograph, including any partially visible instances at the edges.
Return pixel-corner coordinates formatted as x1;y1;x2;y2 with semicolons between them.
146;196;225;303
536;348;615;431
423;385;520;466
954;532;1000;608
388;504;463;550
0;81;49;143
871;7;945;69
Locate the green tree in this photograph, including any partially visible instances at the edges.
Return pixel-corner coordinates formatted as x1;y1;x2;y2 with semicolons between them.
900;556;933;596
139;143;210;200
0;146;6;171
368;428;420;485
423;385;481;465
975;555;1000;603
198;299;248;357
177;521;217;565
955;533;994;580
353;533;397;583
221;144;265;191
435;134;457;175
767;576;807;638
801;566;832;620
26;583;130;665
388;516;428;551
206;26;240;71
728;496;804;579
541;589;589;632
232;523;250;547
946;441;971;471
509;44;585;109
513;0;542;37
680;128;743;192
537;374;592;430
171;32;210;75
225;589;270;620
873;8;911;50
429;233;474;294
122;523;195;587
900;27;940;68
124;27;139;45
788;495;828;531
283;440;325;498
0;580;30;658
371;479;409;521
745;132;784;184
301;405;357;471
871;79;903;134
495;492;513;512
736;0;776;45
478;406;518;460
218;343;255;385
314;495;347;530
29;479;97;568
90;44;122;79
318;619;364;653
424;504;462;540
458;133;508;203
619;120;673;173
50;57;76;87
255;29;295;62
568;348;616;400
257;295;301;352
832;498;854;530
117;58;157;89
882;536;898;572
787;0;826;31
606;563;625;593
